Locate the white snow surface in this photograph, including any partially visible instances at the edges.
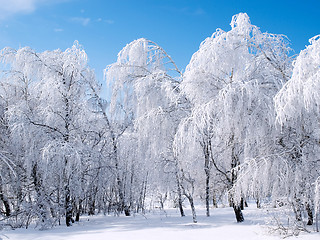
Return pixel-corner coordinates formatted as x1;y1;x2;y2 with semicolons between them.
2;205;319;240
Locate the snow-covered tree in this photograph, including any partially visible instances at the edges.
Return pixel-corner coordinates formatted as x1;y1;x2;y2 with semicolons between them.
179;13;291;222
105;38;188;217
0;42;103;227
271;35;320;225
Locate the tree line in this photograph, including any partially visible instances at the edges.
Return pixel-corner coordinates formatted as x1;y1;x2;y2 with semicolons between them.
0;13;319;231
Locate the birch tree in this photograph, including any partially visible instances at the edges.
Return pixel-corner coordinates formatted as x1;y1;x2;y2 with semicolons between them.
272;35;320;225
0;42;102;227
105;38;188;217
180;13;291;222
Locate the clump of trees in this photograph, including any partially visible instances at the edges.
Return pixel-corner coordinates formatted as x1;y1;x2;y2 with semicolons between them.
0;13;319;233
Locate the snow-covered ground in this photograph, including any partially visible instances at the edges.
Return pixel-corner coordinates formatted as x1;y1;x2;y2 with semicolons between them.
2;205;319;240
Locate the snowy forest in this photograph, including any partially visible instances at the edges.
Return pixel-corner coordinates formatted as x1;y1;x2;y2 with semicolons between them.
0;12;320;235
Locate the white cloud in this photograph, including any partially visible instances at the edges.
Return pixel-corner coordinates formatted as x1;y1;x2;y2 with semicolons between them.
70;17;91;26
0;0;36;17
0;0;67;19
95;18;114;24
105;19;114;24
54;28;63;32
93;18;114;25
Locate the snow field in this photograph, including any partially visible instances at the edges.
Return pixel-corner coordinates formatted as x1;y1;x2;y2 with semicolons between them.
2;205;319;240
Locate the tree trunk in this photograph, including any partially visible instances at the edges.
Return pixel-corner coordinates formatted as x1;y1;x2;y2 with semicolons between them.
65;187;73;227
0;192;11;217
306;203;313;225
240;197;244;210
31;163;50;226
212;193;218;208
0;177;11;217
175;164;185;217
316;211;319;232
178;190;186;217
57;187;61;225
205;173;210;216
203;141;211;217
186;195;197;223
256;198;261;208
230;136;244;222
136;175;147;214
181;175;197;223
88;194;95;216
75;202;82;222
116;170;125;213
124;206;131;216
159;192;167;210
233;204;244;223
228;195;233;207
113;139;130;216
293;196;302;222
177;185;185;217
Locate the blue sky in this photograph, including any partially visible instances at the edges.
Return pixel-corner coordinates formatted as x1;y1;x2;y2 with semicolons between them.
0;0;319;86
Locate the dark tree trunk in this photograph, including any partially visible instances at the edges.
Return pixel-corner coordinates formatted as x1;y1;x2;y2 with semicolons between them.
228;196;233;207
186;195;197;223
212;194;218;208
205;173;210;216
0;177;11;217
75;201;82;222
233;204;244;223
180;175;197;223
116;173;124;213
63;92;73;227
230;136;244;223
256;198;261;208
88;195;95;216
306;203;313;225
240;197;244;210
178;194;186;217
316;212;319;232
0;192;11;217
190;199;197;223
203;140;211;217
75;210;80;222
177;187;185;217
65;187;73;227
124;206;131;216
175;165;185;217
